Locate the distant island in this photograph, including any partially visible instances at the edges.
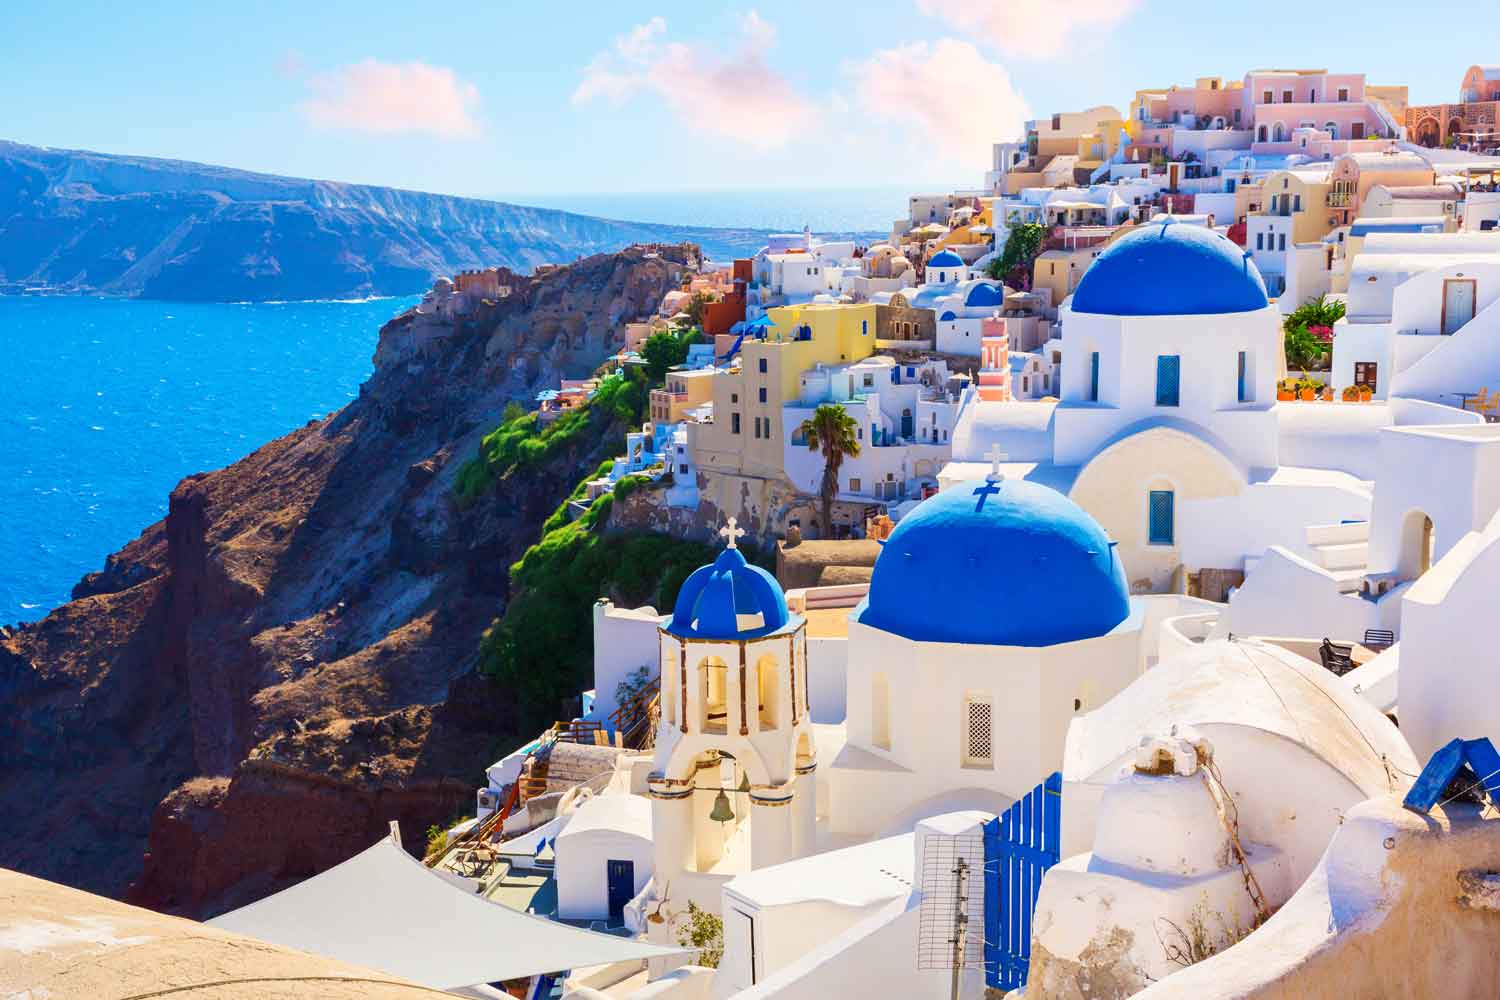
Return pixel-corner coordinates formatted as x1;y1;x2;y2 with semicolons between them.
0;140;824;302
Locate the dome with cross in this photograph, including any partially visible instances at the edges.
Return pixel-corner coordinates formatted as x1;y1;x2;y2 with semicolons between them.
665;518;793;640
1070;217;1269;317
856;476;1130;647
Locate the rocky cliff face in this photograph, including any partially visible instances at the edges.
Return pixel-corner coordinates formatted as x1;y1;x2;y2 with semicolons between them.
0;244;696;916
0;140;772;301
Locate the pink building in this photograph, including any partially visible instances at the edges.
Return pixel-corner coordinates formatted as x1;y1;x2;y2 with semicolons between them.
1243;70;1400;150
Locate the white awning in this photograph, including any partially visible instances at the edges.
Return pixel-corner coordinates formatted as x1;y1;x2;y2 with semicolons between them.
209;835;685;989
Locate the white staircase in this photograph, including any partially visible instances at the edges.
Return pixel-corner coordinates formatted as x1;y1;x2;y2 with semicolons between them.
1305;521;1370;592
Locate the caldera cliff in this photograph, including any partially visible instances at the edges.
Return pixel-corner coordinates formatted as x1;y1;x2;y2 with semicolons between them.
0;243;698;916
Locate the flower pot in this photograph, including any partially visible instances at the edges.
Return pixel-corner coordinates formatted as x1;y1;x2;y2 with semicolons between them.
1277;389;1295;401
1300;388;1316;401
1358;388;1373;402
1321;387;1334;401
1341;387;1359;402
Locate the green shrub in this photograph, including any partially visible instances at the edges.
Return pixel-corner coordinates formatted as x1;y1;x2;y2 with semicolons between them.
479;468;770;726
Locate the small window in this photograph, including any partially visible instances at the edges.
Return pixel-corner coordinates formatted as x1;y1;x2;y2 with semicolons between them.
1237;350;1250;403
1293;194;1302;211
1278;233;1286;252
731;412;741;434
758;387;767;404
1089;351;1100;402
1256;233;1264;251
862;320;868;336
679;463;688;474
758;358;767;373
1338;87;1349;101
964;698;993;767
849;477;861;492
731;392;739;404
1262;90;1273;104
1282;89;1293;103
1155;355;1181;406
863;374;874;388
1148;489;1176;545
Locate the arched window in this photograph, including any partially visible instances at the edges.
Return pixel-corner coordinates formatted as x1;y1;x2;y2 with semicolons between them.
1257;125;1268;143
1272;122;1285;142
700;656;729;734
756;654;778;729
1325;122;1338;139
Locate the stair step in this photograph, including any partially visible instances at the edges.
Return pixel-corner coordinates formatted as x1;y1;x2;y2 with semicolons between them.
1315;541;1369;571
1306;521;1369;546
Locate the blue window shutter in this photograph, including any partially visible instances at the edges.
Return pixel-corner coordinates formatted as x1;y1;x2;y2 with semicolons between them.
1155;355;1180;406
1149;490;1175;545
1237;351;1248;402
1089;352;1100;401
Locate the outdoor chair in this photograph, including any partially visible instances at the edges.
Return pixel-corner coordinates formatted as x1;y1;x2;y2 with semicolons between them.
1319;637;1355;677
1363;628;1395;651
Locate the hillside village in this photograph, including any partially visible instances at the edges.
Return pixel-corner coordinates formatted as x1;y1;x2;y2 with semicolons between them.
15;64;1500;1000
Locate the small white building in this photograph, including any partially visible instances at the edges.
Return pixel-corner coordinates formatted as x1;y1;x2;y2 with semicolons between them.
554;794;655;924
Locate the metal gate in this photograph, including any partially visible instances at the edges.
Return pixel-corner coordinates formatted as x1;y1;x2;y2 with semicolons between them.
983;772;1062;992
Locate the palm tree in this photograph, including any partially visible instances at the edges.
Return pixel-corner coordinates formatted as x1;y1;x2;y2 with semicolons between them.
796;403;861;539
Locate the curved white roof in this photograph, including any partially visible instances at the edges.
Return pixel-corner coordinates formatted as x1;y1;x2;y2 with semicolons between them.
951;399;1057;463
556;792;652;841
1064;639;1416;798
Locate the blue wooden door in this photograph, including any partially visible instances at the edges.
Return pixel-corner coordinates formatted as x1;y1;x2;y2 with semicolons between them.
983;772;1062;992
606;859;635;925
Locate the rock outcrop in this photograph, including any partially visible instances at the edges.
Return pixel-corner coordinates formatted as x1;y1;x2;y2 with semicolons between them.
0;244;696;916
0;140;776;301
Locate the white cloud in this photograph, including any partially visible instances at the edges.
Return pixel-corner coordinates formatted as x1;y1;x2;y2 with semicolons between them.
572;11;817;150
846;40;1030;169
915;0;1141;58
299;60;482;139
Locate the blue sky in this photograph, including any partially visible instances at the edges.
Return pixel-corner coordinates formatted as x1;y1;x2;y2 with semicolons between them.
1;1;1493;198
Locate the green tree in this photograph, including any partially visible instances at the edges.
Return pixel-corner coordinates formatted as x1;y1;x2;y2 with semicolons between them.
986;222;1046;285
795;403;861;539
640;327;702;384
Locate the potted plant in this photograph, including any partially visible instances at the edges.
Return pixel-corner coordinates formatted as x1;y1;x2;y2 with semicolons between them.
1298;372;1317;401
1342;385;1360;402
1276;379;1296;402
1357;383;1373;402
1321;383;1334;401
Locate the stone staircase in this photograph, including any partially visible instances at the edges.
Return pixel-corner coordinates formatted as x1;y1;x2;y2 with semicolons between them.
1305;521;1370;593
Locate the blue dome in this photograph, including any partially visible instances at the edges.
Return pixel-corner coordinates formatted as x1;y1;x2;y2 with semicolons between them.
928;249;964;268
1071;219;1268;317
667;547;791;640
965;282;1004;308
939;310;957;322
857;479;1129;647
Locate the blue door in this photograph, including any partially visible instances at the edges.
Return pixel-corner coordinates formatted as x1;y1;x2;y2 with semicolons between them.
901;409;914;439
606;859;635;925
983;773;1061;992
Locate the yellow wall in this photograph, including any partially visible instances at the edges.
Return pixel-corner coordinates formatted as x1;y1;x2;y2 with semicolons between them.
1068;428;1246;593
694;304;877;480
1258;170;1337;243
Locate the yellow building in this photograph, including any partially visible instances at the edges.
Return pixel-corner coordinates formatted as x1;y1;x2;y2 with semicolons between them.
694;304;878;481
1256;168;1337;243
1006;106;1127;194
649;367;717;425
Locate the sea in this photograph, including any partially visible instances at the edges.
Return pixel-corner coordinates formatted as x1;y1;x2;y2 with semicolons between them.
0;187;929;623
0;295;417;623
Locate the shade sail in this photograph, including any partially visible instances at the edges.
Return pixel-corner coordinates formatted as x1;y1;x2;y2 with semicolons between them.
209;834;685;989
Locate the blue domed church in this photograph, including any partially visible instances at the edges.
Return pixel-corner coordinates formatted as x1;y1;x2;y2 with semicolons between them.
946;218;1289;595
820;472;1146;840
646;522;818;904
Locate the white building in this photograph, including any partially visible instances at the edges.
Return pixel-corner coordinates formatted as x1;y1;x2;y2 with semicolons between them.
554;795;655;924
783;355;959;506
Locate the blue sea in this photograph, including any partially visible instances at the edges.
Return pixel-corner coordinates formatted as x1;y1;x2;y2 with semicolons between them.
0;296;416;623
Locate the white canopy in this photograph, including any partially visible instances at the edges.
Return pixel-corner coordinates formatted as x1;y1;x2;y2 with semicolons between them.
209;834;685;989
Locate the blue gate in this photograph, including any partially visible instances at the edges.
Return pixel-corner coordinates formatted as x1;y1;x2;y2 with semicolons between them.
983;772;1062;991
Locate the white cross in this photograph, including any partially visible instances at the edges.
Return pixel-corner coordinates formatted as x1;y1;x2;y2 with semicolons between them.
719;517;746;550
985;445;1009;481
